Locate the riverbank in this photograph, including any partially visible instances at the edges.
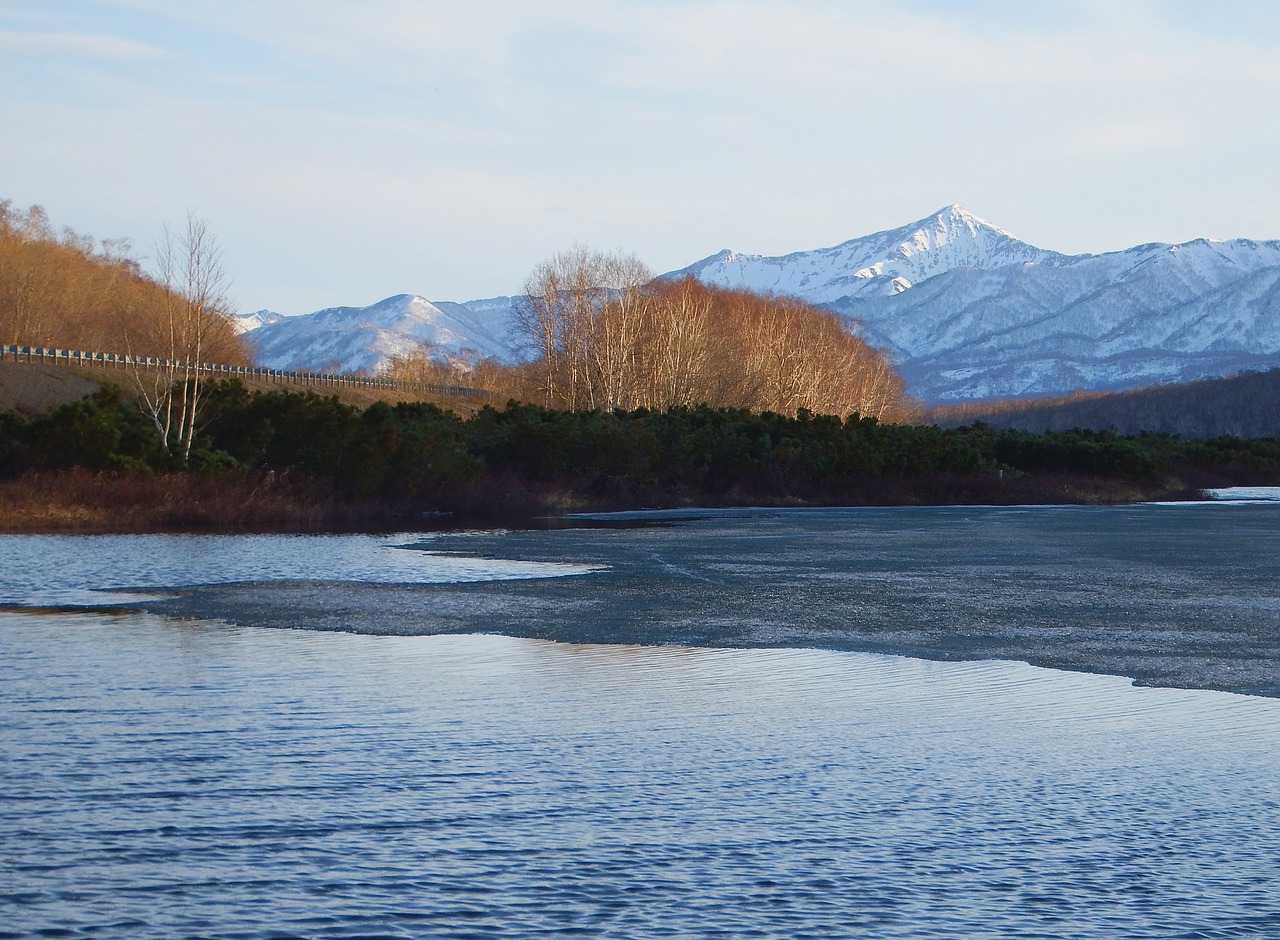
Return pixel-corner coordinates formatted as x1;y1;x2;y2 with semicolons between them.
0;469;333;533
0;466;1200;534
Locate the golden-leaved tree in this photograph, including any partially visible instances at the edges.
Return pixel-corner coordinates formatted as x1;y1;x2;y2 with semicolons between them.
0;200;246;364
514;248;908;420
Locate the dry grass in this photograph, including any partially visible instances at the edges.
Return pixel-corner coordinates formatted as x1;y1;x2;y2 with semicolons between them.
0;466;1189;534
0;469;342;533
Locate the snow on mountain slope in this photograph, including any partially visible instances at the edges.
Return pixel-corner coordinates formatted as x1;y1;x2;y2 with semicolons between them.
825;236;1280;399
243;294;520;375
670;205;1062;303
232;309;287;334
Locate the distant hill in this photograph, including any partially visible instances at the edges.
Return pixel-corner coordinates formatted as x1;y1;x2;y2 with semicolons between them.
931;368;1280;439
236;294;520;375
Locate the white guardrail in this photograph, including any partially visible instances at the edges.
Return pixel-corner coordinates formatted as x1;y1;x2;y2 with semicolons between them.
2;344;499;399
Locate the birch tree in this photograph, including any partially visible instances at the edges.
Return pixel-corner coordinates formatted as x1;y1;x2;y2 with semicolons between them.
638;277;712;409
515;247;650;409
516;249;908;420
132;213;232;463
588;253;651;409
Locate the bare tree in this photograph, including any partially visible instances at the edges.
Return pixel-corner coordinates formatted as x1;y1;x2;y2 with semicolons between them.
514;253;568;406
132;213;232;463
588;252;652;409
515;246;650;409
631;278;704;408
515;247;908;420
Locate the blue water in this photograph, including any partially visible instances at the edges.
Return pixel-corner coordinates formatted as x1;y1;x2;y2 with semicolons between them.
2;508;1280;938
0;531;600;608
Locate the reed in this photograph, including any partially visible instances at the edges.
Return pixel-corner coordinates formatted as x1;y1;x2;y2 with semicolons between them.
0;468;335;532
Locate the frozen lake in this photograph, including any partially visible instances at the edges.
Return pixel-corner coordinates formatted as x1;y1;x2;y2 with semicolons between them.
2;504;1279;937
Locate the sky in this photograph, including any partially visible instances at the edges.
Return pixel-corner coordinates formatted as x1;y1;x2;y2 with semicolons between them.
3;0;1280;315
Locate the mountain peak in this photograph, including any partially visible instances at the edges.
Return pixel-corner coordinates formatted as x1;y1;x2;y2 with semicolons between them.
937;203;989;222
668;206;1056;304
244;293;518;374
905;204;1018;243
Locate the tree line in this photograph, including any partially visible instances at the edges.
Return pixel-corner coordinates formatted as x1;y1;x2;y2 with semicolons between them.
4;383;1278;521
930;368;1280;439
8;201;1274;496
6;206;909;473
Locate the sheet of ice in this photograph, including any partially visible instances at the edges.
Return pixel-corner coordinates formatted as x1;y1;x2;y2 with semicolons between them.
1206;486;1280;502
131;503;1278;697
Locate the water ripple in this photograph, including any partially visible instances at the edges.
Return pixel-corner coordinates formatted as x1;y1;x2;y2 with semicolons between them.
4;613;1280;938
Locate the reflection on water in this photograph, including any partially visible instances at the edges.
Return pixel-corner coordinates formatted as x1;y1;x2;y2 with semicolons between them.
0;532;602;607
3;611;1279;939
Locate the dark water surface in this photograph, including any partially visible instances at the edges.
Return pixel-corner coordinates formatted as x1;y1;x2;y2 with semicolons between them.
2;505;1280;938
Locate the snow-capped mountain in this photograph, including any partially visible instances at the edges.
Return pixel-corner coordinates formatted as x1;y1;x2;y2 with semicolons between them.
242;294;520;374
824;230;1280;400
671;205;1063;303
237;205;1280;401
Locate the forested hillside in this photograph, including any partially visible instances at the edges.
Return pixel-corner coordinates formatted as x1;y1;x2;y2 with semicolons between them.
0;200;247;364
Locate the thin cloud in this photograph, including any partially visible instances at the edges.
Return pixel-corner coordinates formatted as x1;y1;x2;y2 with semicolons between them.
7;0;1280;309
0;28;161;60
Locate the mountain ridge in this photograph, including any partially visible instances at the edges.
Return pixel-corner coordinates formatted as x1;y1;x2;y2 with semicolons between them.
235;206;1280;402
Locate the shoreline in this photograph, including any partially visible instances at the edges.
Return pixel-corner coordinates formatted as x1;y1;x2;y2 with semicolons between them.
0;466;1204;535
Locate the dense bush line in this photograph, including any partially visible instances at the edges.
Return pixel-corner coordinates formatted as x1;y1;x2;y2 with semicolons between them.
2;381;1278;522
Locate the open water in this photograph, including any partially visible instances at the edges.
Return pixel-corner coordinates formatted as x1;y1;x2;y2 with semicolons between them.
2;503;1279;938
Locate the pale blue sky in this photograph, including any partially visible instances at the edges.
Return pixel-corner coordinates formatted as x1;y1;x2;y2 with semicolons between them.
3;0;1279;314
